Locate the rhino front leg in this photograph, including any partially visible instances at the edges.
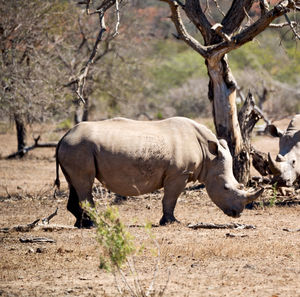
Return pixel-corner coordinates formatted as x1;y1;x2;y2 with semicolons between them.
160;175;188;226
74;184;95;229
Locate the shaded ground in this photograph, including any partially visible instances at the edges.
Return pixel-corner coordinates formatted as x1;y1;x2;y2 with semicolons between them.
0;121;299;296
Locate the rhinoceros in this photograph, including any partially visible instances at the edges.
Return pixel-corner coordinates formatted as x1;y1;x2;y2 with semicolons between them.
267;114;300;186
55;117;263;228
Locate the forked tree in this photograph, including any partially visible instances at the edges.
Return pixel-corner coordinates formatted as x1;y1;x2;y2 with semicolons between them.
75;0;299;183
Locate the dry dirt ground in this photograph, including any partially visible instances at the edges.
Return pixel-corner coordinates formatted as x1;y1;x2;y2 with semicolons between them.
0;119;299;297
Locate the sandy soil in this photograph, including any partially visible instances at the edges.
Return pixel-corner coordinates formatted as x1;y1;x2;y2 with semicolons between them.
0;121;299;297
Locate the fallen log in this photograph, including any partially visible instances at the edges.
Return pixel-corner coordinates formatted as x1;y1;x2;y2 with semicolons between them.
0;219;40;233
0;208;59;233
20;237;56;243
246;199;300;209
6;135;57;159
187;222;256;230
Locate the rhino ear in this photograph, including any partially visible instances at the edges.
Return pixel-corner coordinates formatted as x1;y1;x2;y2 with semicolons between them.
266;124;283;138
275;154;286;162
219;139;229;150
208;140;219;156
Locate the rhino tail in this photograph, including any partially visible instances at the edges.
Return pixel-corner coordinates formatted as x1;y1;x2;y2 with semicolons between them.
54;138;62;190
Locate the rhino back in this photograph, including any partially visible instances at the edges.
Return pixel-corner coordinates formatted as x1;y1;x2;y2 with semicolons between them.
59;117;210;196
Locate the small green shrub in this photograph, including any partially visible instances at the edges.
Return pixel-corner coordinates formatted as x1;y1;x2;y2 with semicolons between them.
84;204;135;272
83;202;170;296
56;118;72;131
269;182;278;207
156;112;163;120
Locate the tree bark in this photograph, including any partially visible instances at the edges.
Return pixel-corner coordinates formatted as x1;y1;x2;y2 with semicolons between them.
14;113;26;158
74;98;89;124
206;57;262;183
206;56;244;177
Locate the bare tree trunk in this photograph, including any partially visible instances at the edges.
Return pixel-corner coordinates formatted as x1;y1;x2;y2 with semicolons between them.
82;97;89;122
206;56;262;184
206;56;249;182
14;113;26;158
74;98;89;124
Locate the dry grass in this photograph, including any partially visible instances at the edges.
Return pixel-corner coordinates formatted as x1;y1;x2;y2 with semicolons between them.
0;122;299;296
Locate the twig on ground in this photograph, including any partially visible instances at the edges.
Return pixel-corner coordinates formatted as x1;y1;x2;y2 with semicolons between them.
6;135;57;159
226;233;249;238
42;207;58;225
0;219;40;233
19;237;56;243
282;228;300;232
187;222;256;230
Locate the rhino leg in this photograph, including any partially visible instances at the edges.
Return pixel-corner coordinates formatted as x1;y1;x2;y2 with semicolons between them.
75;180;95;228
159;175;187;226
67;185;94;228
67;185;82;219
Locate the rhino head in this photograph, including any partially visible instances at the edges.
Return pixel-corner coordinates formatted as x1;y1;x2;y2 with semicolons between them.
268;153;297;187
204;139;263;218
267;121;300;187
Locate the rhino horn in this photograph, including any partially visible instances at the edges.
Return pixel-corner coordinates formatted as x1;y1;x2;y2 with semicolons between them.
268;152;281;175
244;188;264;204
275;154;286;162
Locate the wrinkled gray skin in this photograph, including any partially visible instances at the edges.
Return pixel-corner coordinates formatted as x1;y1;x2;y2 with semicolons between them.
267;114;300;187
56;117;263;228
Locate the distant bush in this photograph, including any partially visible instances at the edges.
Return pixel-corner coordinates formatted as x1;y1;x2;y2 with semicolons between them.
229;31;300;85
56;119;72;131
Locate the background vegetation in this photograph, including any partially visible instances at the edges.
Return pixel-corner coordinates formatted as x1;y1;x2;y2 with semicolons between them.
1;0;299;134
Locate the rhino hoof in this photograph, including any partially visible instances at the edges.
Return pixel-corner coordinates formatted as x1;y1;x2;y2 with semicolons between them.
74;218;95;229
159;215;179;226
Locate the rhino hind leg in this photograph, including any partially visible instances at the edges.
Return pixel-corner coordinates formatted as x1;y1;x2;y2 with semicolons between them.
160;175;188;226
67;185;94;228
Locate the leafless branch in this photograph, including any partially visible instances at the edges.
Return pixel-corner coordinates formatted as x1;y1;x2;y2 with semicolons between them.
211;23;231;42
42;207;58;225
112;0;120;37
160;0;207;56
243;6;254;26
73;0;121;103
206;0;300;58
75;13;107;103
6;135;57;159
212;0;225;16
173;0;185;9
269;21;297;28
260;0;270;15
284;13;300;40
77;16;90;52
203;0;210;14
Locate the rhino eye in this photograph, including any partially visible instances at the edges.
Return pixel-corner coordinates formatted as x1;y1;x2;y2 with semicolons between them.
291;160;296;167
237;183;244;190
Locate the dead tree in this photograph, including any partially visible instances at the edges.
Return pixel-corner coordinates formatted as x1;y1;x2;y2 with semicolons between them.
14;113;27;157
159;0;299;183
74;0;299;183
6;136;57;159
